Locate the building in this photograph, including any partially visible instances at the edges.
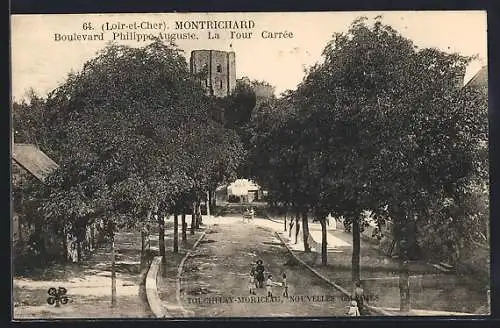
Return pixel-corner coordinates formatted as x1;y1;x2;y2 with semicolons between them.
11;142;101;265
190;50;236;98
238;77;275;98
12;143;59;183
464;65;487;93
226;179;264;203
11;143;61;265
237;77;275;107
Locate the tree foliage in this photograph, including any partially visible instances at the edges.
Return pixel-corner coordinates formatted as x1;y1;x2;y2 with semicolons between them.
13;40;243;263
246;17;488;310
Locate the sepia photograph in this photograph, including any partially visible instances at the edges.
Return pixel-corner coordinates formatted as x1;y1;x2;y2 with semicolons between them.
10;11;489;319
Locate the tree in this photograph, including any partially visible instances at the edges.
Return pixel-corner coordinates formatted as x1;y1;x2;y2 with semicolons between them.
309;17;485;311
224;80;257;129
12;89;48;146
247;94;314;253
247;17;487;313
18;40;243;303
15;41;246;300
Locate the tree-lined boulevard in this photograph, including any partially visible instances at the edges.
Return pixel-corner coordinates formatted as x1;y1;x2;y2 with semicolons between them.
12;17;489;317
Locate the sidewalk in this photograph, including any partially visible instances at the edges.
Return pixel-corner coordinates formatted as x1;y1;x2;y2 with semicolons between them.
13;231;154;319
252;217;488;315
156;229;206;317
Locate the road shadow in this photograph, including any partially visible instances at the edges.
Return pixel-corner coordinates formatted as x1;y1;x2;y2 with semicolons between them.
199;239;217;244
261;241;283;246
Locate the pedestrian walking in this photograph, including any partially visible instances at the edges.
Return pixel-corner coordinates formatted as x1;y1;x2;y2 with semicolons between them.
282;272;288;297
347;300;361;317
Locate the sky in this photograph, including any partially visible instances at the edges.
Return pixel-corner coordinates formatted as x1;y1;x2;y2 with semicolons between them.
11;11;487;101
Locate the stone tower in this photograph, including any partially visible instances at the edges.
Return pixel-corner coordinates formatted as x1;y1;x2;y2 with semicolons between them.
190;50;236;98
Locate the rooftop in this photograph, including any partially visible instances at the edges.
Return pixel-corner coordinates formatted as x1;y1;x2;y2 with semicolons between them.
12;143;59;183
465;65;487;90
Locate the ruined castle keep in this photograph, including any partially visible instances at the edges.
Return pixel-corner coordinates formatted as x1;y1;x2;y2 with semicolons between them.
190;50;236;98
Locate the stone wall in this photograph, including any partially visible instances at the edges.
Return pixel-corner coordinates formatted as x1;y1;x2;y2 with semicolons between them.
190;50;236;98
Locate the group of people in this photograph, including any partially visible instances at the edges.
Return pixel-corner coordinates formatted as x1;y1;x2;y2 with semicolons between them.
347;281;367;316
248;260;288;297
247;260;367;316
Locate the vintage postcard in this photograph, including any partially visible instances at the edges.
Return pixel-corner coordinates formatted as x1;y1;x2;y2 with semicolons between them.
11;11;489;319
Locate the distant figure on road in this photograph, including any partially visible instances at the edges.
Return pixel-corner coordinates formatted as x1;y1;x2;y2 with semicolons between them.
352;281;366;315
347;300;361;317
243;207;255;223
327;213;337;230
282;272;288;297
255;260;265;288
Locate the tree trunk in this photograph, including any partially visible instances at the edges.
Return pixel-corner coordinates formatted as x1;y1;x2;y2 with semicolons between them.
399;259;411;312
206;191;211;219
352;216;361;283
182;213;187;245
284;213;287;232
158;215;166;259
111;231;116;307
210;189;216;212
61;225;67;262
397;211;411;312
77;240;82;263
190;204;196;235
195;203;200;228
140;229;146;269
320;218;328;266
173;213;179;253
301;210;310;252
295;215;300;245
197;203;202;227
88;224;93;251
141;210;152;268
289;208;295;238
32;220;44;265
208;189;212;213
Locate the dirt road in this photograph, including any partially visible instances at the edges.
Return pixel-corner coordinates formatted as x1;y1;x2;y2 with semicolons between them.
180;219;348;317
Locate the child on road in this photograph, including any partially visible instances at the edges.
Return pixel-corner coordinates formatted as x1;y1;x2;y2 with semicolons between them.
353;280;366;315
347;300;361;317
248;273;256;295
266;274;274;297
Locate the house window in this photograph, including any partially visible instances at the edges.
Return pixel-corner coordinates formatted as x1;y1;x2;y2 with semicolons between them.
220;80;223;89
205;80;208;87
216;64;222;73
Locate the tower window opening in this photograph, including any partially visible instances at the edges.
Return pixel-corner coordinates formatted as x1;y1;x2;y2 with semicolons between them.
216;64;222;73
220;80;223;89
